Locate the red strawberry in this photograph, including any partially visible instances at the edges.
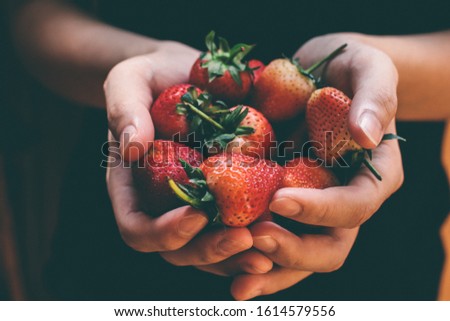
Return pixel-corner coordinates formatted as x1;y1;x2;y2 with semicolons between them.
169;153;283;227
132;140;202;216
224;106;275;159
306;87;360;163
283;157;339;188
306;87;405;181
251;45;347;122
189;31;254;103
248;59;265;83
150;84;201;140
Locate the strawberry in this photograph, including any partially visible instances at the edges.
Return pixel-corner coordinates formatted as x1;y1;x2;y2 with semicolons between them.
132;140;202;216
306;87;405;181
283;157;339;188
189;31;254;103
306;87;359;164
150;84;201;140
169;153;283;227
248;59;265;83
226;106;275;159
251;44;347;122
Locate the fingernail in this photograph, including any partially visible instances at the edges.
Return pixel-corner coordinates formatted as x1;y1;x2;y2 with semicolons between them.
358;112;383;146
121;125;137;149
269;197;301;217
245;289;262;300
177;215;208;237
253;236;278;253
218;238;247;254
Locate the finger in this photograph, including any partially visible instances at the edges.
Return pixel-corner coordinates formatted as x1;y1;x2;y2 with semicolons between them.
107;151;208;252
346;48;398;149
195;250;273;276
160;227;253;266
231;267;313;301
104;56;155;161
250;222;358;272
269;126;404;228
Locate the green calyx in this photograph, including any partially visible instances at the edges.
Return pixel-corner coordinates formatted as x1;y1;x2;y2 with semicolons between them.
176;87;226;135
168;159;220;223
201;30;254;86
204;105;254;149
177;86;255;150
293;43;347;86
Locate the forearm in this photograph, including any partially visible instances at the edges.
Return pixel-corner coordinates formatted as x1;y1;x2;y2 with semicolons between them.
10;1;184;108
357;31;450;121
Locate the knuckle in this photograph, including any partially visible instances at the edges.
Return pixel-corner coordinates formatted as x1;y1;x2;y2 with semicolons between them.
157;233;184;252
375;89;397;119
347;203;376;228
324;258;345;273
394;168;405;191
311;203;334;226
285;255;305;270
197;250;219;265
119;228;151;253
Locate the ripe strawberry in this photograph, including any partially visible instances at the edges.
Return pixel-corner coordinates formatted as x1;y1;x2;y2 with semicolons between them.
189;31;254;103
150;84;201;140
132;140;202;216
283;157;339;188
306;87;405;181
169;153;284;227
306;87;359;163
248;59;265;83
251;44;347;122
223;106;275;159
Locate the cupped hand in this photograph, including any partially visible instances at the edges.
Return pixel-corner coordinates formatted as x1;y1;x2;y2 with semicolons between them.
270;34;404;228
230;221;358;300
230;34;404;300
104;42;267;275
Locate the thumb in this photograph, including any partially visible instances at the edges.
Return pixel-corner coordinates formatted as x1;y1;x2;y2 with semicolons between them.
348;52;398;149
104;58;155;162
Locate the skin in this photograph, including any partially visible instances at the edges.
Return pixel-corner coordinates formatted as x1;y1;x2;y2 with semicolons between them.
8;0;450;300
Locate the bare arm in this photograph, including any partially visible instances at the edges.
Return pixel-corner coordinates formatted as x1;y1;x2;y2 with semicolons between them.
299;31;450;121
10;0;197;107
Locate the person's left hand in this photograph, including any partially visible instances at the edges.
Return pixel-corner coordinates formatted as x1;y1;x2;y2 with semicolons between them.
228;223;358;300
222;33;404;300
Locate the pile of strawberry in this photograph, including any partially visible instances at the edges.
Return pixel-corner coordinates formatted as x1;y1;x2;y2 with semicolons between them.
132;31;402;227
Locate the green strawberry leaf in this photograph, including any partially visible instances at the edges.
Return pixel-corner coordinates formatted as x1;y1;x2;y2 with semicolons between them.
235;126;254;136
228;65;242;87
218;36;230;53
200;31;253;86
169;158;219;223
205;30;216;54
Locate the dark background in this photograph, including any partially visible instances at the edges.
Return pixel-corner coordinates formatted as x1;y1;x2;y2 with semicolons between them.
1;0;449;300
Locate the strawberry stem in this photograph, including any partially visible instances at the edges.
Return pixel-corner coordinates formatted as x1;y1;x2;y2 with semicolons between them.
304;43;347;74
362;158;382;181
186;103;225;131
382;133;406;142
168;178;202;208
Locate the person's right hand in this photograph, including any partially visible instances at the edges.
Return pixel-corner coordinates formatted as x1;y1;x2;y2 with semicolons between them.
104;41;273;276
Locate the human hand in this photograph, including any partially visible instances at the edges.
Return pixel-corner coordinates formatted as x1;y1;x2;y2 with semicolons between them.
104;42;271;276
270;34;404;228
229;34;404;300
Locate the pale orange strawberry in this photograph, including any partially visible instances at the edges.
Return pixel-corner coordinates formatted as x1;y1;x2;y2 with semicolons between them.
251;44;347;122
